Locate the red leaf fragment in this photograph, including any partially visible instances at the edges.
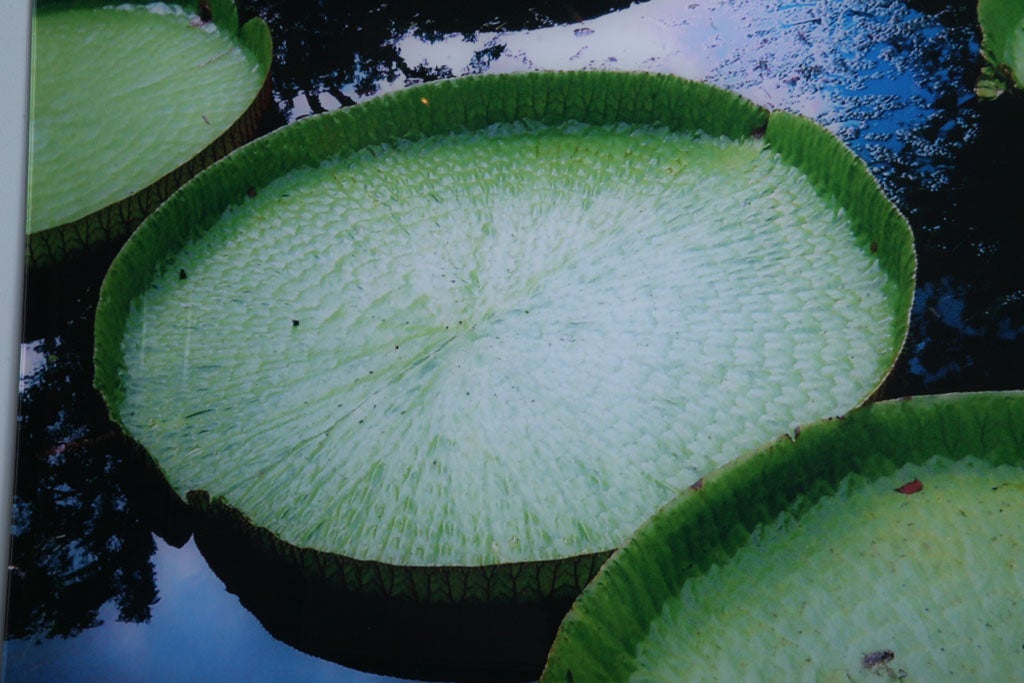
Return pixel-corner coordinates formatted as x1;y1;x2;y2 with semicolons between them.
895;478;923;495
689;478;704;492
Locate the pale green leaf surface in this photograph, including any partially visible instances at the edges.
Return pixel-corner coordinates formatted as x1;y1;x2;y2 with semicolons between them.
114;126;893;565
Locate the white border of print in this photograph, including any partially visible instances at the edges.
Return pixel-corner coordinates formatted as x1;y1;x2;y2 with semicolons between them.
0;1;32;640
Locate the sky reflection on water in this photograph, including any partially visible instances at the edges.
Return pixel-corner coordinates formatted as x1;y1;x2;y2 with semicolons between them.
4;538;402;683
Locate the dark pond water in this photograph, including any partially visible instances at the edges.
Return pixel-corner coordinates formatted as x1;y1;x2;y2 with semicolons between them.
5;0;1022;681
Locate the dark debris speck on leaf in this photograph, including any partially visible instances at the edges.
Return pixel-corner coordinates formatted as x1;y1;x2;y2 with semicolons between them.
863;650;895;668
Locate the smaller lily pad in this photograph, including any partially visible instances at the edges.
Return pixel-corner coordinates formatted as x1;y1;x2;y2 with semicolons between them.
26;0;272;266
976;0;1024;97
542;391;1024;681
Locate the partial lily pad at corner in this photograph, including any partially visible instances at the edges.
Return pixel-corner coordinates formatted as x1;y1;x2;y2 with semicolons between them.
26;0;272;267
94;71;913;676
541;391;1024;682
976;0;1024;98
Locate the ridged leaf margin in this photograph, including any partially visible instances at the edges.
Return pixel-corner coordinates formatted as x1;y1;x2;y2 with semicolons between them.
189;490;610;604
764;110;916;382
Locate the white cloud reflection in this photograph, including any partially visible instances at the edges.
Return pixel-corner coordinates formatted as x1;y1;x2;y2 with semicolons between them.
391;0;837;117
388;0;967;144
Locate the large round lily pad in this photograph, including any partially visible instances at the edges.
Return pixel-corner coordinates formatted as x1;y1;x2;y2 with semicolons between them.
27;0;272;266
541;391;1024;681
95;72;913;602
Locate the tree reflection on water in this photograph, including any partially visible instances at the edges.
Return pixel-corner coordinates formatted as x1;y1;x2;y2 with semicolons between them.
11;281;190;642
11;316;158;640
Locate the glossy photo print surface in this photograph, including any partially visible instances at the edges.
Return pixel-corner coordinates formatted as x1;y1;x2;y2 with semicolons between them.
5;1;1023;682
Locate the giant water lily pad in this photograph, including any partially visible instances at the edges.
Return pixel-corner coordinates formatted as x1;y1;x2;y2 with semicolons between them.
977;0;1024;97
541;391;1024;681
27;0;272;266
94;71;913;657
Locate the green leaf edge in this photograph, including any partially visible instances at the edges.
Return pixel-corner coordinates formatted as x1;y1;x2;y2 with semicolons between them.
189;487;611;604
764;110;916;369
93;70;915;602
540;391;1024;681
26;0;273;268
976;0;1024;97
